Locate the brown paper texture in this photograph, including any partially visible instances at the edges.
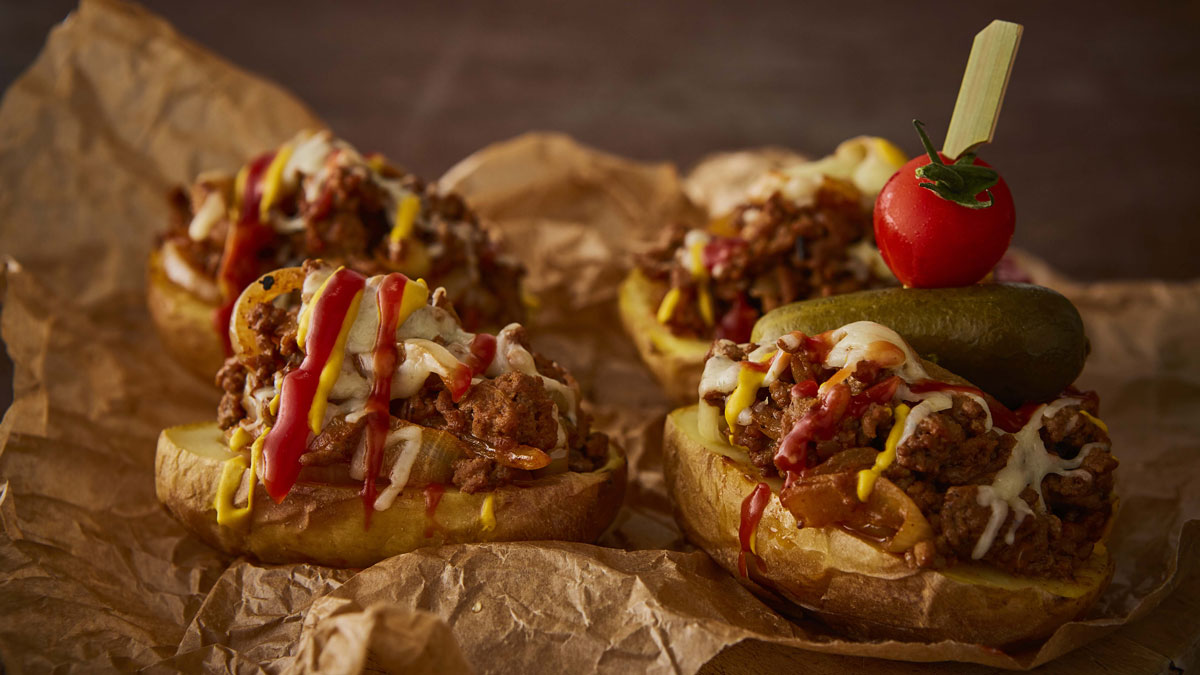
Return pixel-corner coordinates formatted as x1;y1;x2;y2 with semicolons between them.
0;1;1196;672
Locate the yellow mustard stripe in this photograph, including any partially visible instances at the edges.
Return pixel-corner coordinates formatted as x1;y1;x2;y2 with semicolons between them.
656;287;682;324
228;426;253;451
724;352;776;443
258;143;294;221
214;454;248;526
857;404;910;501
232;164;249;216
296;267;342;350
397;279;430;328
480;494;496;532
687;240;707;279
1080;410;1109;434
389;194;422;244
215;425;270;527
521;290;541;312
268;392;281;416
365;153;386;173
309;289;364;434
697;285;714;325
708;214;736;238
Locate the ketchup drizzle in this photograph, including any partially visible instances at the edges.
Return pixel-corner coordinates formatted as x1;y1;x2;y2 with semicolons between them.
213;151;277;355
360;273;409;525
738;482;772;578
260;268;366;503
775;382;851;482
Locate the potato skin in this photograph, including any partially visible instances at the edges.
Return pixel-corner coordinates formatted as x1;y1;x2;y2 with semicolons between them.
617;268;713;405
146;249;226;380
663;405;1113;647
156;423;627;567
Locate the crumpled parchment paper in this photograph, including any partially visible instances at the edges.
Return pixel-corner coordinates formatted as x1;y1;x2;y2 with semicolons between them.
0;1;1197;673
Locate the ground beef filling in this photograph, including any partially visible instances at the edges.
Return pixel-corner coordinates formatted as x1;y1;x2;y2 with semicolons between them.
638;180;890;339
161;156;524;331
705;336;1116;581
217;301;608;495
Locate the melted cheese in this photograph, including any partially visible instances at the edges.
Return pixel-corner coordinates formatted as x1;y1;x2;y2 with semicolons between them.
187;190;226;241
971;398;1102;559
371;425;423;511
823;321;928;383
747;136;907;207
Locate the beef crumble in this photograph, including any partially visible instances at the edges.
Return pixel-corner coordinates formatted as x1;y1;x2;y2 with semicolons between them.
638;180;891;338
161;147;525;331
219;297;609;495
707;333;1117;581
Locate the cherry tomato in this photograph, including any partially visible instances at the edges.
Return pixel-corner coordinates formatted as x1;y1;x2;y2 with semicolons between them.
873;152;1015;288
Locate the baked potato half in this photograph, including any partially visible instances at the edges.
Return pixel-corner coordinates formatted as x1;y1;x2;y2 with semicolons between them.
617;268;711;405
147;248;225;379
664;404;1113;647
157;422;627;567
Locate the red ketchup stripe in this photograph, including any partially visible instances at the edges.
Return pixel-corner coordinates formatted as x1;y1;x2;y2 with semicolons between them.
906;380;1035;433
360;273;410;525
423;483;445;538
213;151;276;355
260;268;366;503
467;333;497;376
738;482;772;578
775;382;851;484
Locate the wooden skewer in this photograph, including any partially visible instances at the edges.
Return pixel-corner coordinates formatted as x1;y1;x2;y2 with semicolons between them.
943;20;1024;160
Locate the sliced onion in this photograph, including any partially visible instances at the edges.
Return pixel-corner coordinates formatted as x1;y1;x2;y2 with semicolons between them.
779;471;933;554
474;441;552;471
229;266;306;359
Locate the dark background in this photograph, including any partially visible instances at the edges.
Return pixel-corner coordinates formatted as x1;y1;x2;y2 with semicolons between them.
1;1;1199;407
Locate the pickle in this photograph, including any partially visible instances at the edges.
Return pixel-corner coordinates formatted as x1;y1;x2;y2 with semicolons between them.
752;284;1088;407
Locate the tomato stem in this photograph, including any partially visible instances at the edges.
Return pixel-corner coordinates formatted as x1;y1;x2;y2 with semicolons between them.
911;120;1000;210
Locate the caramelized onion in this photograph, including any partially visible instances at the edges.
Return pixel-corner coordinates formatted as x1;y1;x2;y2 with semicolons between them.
474;442;552;471
228;267;306;359
779;471;933;553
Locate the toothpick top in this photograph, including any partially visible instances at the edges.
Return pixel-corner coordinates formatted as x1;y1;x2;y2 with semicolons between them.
943;20;1023;160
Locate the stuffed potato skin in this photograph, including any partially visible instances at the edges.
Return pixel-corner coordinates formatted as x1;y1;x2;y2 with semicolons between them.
146;249;225;379
156;423;627;567
617;268;711;405
663;405;1112;647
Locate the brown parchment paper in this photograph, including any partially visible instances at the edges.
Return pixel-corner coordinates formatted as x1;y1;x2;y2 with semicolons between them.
0;1;1197;673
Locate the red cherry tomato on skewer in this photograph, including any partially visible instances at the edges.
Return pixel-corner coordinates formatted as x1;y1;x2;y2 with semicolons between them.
873;121;1015;288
